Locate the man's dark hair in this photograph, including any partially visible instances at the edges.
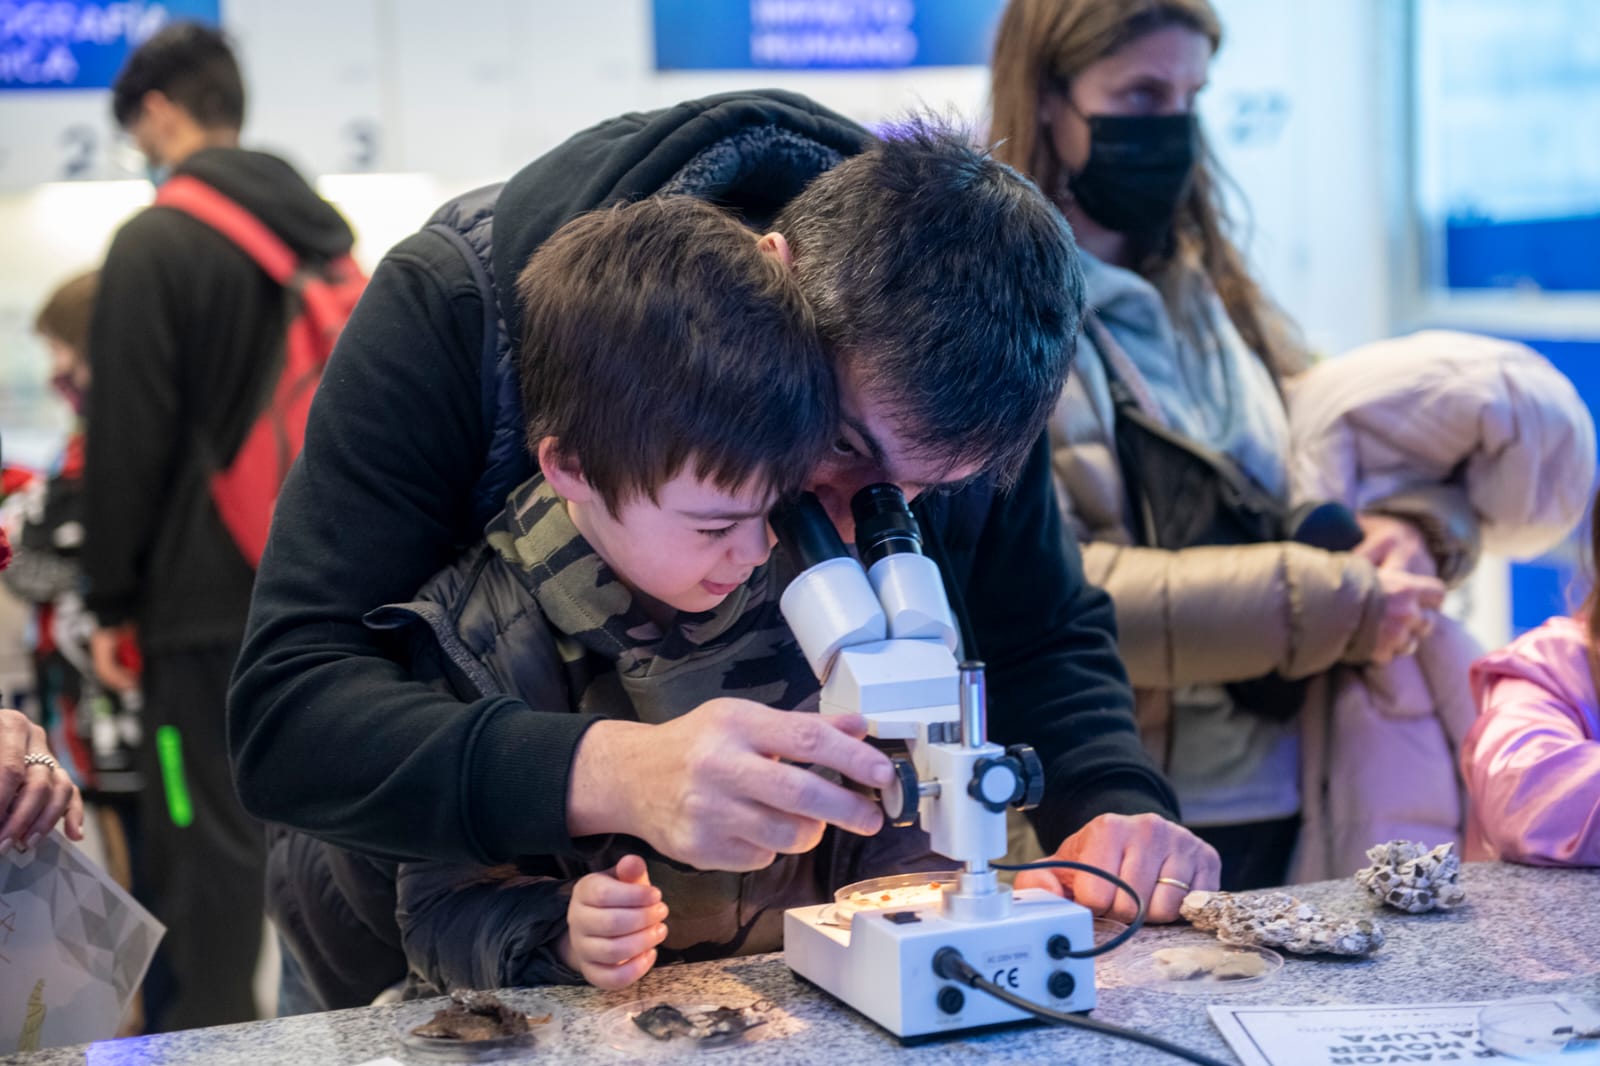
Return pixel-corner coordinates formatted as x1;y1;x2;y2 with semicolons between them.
112;21;244;131
774;116;1084;483
518;196;836;514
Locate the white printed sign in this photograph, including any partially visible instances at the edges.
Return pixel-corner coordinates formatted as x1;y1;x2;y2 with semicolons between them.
1207;1000;1551;1066
0;830;164;1052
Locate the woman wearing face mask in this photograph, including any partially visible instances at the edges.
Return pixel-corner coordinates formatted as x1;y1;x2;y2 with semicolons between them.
990;0;1460;891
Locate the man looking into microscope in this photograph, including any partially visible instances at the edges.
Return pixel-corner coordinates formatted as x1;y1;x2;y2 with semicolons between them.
232;103;1218;1006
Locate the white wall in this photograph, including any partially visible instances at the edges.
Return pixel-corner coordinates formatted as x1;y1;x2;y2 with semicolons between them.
1201;0;1404;359
0;0;1402;469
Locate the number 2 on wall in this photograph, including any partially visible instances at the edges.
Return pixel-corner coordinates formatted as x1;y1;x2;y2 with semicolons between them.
60;124;96;179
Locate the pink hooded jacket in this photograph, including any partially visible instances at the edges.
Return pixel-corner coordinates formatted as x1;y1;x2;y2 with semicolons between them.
1464;616;1600;865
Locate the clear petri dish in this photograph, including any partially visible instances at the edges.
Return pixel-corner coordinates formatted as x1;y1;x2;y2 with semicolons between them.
394;990;563;1062
599;999;782;1058
827;870;960;927
1093;917;1131;955
1479;998;1600;1063
1113;942;1282;994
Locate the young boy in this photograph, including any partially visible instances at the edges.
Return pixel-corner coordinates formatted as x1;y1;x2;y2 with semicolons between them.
372;195;939;993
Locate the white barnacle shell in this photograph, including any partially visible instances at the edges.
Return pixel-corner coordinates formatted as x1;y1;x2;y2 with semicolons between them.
1354;840;1467;914
1179;889;1384;957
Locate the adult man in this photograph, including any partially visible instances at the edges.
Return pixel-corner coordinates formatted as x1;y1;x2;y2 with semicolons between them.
229;98;1216;1000
85;21;355;1029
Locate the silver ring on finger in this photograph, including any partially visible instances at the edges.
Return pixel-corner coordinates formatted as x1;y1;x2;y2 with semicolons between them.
22;752;58;772
1155;876;1192;893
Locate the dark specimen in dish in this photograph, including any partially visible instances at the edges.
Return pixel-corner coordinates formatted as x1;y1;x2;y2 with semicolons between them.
410;990;539;1042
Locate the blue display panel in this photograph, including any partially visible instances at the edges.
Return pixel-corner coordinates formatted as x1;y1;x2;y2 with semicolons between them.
652;0;1005;70
1;1;221;90
1506;338;1600;633
1445;215;1600;293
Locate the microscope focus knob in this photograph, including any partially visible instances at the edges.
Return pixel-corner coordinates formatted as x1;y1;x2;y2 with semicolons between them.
881;756;921;827
968;756;1024;813
1006;744;1046;811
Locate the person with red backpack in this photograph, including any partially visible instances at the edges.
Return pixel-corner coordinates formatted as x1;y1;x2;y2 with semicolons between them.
83;21;361;1032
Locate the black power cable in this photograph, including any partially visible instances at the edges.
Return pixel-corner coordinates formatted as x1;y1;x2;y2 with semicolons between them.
933;946;1233;1066
991;859;1146;957
942;858;1236;1065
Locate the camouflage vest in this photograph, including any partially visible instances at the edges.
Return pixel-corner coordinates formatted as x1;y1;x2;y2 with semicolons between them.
370;475;938;961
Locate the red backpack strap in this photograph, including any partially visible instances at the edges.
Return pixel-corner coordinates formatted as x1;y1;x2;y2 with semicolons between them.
155;175;301;286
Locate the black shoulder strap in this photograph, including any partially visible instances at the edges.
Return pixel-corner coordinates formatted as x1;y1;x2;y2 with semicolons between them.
425;222;500;434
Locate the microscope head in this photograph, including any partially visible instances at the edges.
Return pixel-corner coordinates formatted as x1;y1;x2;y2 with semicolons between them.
773;486;1043;884
770;486;958;694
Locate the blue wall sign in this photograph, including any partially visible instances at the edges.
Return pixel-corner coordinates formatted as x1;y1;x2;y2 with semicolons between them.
1;1;221;91
653;0;1006;70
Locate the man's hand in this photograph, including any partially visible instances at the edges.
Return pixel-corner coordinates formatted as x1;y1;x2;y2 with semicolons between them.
559;854;667;990
0;708;85;852
91;623;140;692
568;700;892;872
1012;812;1219;924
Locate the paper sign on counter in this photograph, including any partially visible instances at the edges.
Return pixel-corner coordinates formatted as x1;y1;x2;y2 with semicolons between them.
1207;999;1557;1065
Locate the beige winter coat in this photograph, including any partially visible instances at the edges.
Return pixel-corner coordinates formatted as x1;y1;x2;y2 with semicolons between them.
1052;327;1591;881
1284;331;1595;879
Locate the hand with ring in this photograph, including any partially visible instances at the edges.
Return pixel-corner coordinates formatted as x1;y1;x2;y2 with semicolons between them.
1013;812;1221;924
0;708;85;854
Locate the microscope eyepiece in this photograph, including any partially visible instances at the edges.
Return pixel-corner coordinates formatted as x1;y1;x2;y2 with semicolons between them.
770;492;850;570
852;483;922;568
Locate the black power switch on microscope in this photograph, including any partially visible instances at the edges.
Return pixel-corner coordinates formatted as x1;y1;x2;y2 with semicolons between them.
937;986;965;1015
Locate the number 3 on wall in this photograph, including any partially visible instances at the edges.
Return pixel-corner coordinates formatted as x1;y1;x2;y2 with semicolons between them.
344;119;380;171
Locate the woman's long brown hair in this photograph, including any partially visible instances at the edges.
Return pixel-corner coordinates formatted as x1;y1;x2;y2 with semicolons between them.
989;0;1307;379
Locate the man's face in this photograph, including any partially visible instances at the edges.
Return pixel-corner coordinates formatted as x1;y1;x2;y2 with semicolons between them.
123;99;167;172
805;362;985;544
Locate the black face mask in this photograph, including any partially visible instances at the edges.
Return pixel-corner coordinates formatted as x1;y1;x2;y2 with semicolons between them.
1066;113;1198;239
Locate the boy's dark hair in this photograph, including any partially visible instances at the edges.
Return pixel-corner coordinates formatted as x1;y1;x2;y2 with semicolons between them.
774;116;1084;484
35;270;99;353
518;196;835;514
112;21;244;131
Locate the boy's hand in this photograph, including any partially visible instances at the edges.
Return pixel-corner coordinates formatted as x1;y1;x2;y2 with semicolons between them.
567;700;892;872
559;855;668;989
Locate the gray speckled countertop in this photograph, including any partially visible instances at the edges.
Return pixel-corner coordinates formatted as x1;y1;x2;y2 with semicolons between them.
5;862;1595;1065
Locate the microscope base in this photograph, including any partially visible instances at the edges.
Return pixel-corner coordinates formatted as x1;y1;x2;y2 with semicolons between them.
783;889;1096;1040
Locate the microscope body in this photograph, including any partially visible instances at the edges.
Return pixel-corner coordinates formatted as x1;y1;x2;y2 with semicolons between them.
775;489;1095;1040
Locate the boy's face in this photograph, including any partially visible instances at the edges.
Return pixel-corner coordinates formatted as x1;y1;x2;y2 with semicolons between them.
567;469;779;619
806;362;985;544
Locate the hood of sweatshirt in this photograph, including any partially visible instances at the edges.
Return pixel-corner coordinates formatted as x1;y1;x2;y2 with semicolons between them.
177;146;355;263
1471;615;1598;712
488;89;869;346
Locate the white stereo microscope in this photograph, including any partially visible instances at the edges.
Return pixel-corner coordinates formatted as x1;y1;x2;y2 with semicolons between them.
773;486;1097;1041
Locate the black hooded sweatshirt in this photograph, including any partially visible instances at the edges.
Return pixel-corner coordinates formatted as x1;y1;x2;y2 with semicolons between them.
84;147;354;650
229;91;1179;867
